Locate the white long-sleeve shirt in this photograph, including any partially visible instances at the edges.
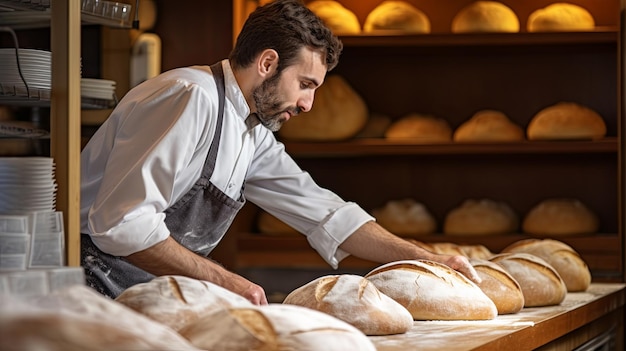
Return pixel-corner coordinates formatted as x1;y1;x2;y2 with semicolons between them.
80;59;374;268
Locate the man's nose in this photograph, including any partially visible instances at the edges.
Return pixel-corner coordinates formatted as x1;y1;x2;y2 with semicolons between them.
298;91;314;113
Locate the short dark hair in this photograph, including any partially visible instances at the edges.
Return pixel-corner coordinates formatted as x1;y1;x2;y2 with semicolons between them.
229;0;343;73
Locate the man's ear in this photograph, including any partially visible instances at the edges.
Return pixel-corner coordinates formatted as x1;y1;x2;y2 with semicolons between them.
257;49;279;78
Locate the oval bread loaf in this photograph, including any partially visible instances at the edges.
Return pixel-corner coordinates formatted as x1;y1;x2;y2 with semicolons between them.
470;258;524;314
502;238;591;292
453;110;524;142
371;198;437;237
178;304;377;351
527;3;595;32
490;253;567;307
444;198;519;236
364;260;497;320
385;114;452;143
452;1;520;33
526;102;606;140
522;198;599;236
364;1;431;34
283;274;413;335
307;0;361;35
115;275;252;331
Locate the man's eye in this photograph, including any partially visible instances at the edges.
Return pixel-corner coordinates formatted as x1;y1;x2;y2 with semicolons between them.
301;82;312;89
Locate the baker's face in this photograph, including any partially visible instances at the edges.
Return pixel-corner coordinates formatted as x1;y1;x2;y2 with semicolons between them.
253;48;326;132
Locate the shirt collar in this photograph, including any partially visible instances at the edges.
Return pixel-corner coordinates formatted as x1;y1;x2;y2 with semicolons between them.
221;59;261;130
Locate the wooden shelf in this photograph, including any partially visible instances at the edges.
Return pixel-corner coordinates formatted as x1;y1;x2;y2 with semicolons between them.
281;137;618;158
338;28;618;48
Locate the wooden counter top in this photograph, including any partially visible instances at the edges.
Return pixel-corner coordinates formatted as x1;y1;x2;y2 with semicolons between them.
369;283;625;351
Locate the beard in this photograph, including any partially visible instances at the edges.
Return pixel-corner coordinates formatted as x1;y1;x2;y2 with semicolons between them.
252;71;301;132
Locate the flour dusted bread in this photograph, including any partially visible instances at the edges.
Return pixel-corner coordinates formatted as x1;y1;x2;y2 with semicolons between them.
470;258;524;314
522;198;599;236
371;198;437;236
278;75;368;141
283;274;412;335
307;1;361;35
0;285;199;351
459;244;494;260
115;275;252;331
502;238;591;292
527;102;606;140
490;253;567;307
178;304;376;351
385;114;452;143
453;110;524;142
257;211;300;236
528;3;595;32
364;1;431;34
365;260;497;320
444;198;519;236
452;1;520;33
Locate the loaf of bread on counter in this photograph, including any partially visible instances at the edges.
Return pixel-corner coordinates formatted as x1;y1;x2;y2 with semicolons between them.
526;102;606;140
443;198;519;236
385;113;452;143
502;238;591;292
470;258;524;314
453;109;524;142
307;0;361;34
522;198;599;236
282;274;413;335
115;275;252;331
365;259;497;320
178;304;377;351
527;3;595;32
278;75;368;141
490;252;567;307
452;1;520;33
371;198;437;237
364;1;430;33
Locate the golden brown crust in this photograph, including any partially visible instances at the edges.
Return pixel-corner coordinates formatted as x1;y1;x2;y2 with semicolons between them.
522;198;599;236
443;198;519;236
364;1;431;34
385;114;452;143
471;258;524;314
527;3;595;32
527;102;606;140
453;110;524;142
371;198;437;237
452;1;520;33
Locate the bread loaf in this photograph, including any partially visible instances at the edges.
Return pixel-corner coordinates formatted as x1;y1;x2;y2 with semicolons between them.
278;75;368;141
459;244;494;260
526;102;606;140
385;114;452;143
452;1;520;33
307;1;361;35
257;211;300;236
453;110;524;142
115;275;252;331
364;1;431;34
178;304;377;351
502;238;591;292
522;198;599;236
282;274;413;335
490;253;567;307
371;198;437;237
528;3;595;32
444;198;519;236
470;258;524;314
0;285;200;351
364;260;497;320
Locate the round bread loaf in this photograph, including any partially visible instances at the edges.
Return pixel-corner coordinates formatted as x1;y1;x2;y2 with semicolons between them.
522;198;599;236
307;0;361;35
527;3;595;32
115;275;252;331
470;258;524;314
426;242;467;256
371;198;437;237
278;75;368;141
257;211;300;236
385;113;452;143
364;1;431;34
502;238;591;292
453;110;524;142
489;253;567;307
452;1;520;33
0;285;199;351
459;244;494;260
282;274;413;335
365;260;497;320
443;198;519;236
178;304;377;351
527;102;606;140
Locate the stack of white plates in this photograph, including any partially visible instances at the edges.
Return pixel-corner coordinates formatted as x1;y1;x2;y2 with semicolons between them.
0;157;56;214
81;78;116;100
0;48;51;96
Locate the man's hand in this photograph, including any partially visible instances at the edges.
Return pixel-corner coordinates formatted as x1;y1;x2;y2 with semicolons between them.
225;273;268;305
440;254;482;284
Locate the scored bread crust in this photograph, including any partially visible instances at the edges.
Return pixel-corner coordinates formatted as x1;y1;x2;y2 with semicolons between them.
282;274;413;336
490;253;567;307
470;258;524;314
364;260;497;321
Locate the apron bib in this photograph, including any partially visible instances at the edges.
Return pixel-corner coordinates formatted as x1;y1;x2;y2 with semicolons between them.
81;62;245;298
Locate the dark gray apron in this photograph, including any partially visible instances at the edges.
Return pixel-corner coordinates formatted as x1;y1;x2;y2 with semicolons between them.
81;62;246;298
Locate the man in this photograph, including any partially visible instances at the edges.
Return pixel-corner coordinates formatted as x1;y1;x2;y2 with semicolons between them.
80;0;479;303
